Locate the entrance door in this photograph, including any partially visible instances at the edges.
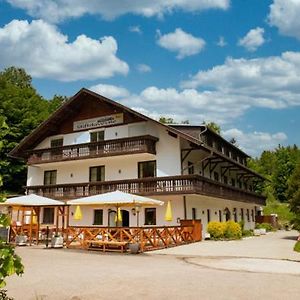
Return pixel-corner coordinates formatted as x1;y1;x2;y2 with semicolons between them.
108;210;116;227
121;210;130;227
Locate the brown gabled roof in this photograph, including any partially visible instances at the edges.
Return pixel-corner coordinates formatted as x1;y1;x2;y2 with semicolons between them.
9;88;204;159
170;124;251;158
9;88;264;180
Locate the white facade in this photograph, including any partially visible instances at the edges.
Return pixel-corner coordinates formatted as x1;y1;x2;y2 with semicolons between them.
24;106;262;237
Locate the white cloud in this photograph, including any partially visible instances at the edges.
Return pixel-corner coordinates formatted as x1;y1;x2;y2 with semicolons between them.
222;128;287;156
181;52;300;110
129;26;142;34
89;84;130;99
136;64;152;73
217;36;227;47
7;0;230;22
238;27;265;51
0;19;129;81
268;0;300;40
156;28;206;59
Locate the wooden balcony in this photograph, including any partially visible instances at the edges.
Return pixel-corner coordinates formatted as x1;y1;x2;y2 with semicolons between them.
27;135;158;164
26;175;266;205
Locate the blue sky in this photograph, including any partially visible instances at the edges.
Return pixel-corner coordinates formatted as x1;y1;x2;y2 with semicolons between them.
0;0;300;156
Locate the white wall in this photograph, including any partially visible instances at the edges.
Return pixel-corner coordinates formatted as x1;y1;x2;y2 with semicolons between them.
185;194;256;237
69;195;185;227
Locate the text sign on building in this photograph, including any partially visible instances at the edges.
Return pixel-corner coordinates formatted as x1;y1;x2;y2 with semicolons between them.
73;113;124;131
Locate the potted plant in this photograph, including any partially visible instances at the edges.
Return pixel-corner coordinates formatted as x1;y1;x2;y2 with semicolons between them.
128;242;140;254
51;233;64;248
15;233;28;246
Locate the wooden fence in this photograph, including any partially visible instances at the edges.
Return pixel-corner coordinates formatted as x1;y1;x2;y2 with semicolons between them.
65;225;197;252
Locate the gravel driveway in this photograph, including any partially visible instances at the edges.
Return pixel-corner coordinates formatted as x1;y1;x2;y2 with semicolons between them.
5;230;300;300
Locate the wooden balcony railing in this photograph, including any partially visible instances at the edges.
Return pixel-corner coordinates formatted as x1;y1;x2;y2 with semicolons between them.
26;175;266;205
27;135;158;164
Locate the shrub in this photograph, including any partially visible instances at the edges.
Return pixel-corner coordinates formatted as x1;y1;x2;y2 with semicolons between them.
255;223;274;232
224;221;242;239
207;221;226;239
242;229;254;237
294;241;300;253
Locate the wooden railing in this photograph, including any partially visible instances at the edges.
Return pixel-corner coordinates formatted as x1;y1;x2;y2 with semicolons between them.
26;175;266;205
65;225;195;252
27;135;158;164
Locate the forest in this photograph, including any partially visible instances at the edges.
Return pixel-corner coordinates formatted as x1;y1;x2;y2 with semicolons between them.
0;67;299;230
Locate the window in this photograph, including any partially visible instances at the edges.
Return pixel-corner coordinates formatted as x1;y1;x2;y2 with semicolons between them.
44;170;57;185
225;148;230;157
90;131;104;142
145;208;156;225
43;208;54;224
231;178;236;187
218;210;222;222
217;143;223;153
223;176;228;185
247;209;250;222
238;181;242;189
206;136;213;147
241;208;244;221
50;138;63;148
138;161;156;178
233;208;237;222
89;166;105;182
192;208;197;220
93;209;103;225
213;172;219;181
251;209;255;222
207;209;211;223
188;161;194;175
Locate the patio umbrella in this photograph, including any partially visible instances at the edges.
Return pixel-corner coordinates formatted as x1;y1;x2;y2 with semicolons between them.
67;190;164;207
74;205;82;220
0;194;65;207
165;201;173;222
67;190;164;226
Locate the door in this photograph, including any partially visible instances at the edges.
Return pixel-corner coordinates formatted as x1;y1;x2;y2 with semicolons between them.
121;210;130;227
108;210;116;227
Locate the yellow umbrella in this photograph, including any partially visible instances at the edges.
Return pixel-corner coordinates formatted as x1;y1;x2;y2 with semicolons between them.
117;207;122;222
74;205;82;220
165;201;173;222
32;215;38;224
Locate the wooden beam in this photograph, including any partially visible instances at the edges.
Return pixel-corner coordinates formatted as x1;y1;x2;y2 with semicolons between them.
181;149;192;163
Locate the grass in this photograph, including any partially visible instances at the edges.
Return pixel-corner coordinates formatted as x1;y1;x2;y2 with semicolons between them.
294;241;300;253
263;199;295;228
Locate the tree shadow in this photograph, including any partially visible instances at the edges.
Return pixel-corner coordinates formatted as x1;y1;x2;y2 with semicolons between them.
281;235;298;241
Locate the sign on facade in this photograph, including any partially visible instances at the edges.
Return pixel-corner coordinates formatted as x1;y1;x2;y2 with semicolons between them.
73;113;124;131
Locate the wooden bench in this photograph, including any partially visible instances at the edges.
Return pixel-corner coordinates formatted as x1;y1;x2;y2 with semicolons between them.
85;240;128;253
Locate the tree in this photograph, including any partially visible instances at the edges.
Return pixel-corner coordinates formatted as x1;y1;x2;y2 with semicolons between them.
0;117;24;290
159;117;176;124
202;121;221;134
0;67;64;194
287;163;300;231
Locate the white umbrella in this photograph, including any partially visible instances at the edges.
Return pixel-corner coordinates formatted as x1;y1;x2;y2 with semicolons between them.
66;190;164;207
0;194;65;206
67;190;164;227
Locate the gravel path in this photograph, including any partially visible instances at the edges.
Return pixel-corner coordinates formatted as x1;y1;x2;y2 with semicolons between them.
152;230;300;261
5;230;300;300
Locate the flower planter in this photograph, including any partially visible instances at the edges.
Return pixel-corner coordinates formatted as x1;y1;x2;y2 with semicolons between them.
259;228;267;235
128;243;140;254
253;229;261;236
51;236;64;248
15;235;28;246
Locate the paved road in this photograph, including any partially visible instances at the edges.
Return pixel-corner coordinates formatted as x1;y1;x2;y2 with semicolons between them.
153;230;300;261
5;230;300;300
